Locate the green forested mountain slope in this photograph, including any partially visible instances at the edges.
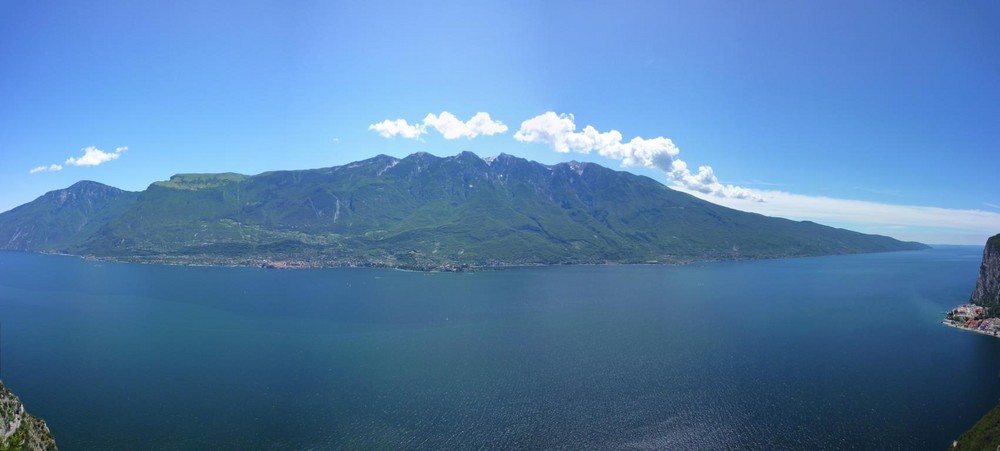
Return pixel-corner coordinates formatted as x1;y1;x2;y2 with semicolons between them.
0;181;138;252
0;152;927;269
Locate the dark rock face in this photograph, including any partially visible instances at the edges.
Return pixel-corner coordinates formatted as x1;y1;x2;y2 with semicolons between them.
972;234;1000;308
0;381;57;451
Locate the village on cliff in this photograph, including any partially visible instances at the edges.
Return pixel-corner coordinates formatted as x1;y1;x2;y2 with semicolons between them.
944;235;1000;338
944;304;1000;337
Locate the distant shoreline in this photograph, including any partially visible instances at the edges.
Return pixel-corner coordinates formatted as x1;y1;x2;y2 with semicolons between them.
76;253;694;272
20;248;928;273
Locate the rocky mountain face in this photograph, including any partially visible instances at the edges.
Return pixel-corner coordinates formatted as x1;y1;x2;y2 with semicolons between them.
0;381;56;451
0;152;927;270
971;234;1000;308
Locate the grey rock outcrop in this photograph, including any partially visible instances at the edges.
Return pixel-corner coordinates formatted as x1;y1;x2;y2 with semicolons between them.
971;234;1000;308
0;381;56;451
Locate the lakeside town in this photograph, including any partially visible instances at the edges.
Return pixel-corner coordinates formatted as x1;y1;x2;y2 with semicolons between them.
944;304;1000;338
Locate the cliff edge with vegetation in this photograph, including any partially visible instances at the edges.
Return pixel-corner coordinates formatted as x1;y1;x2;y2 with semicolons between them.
0;381;56;451
952;233;1000;451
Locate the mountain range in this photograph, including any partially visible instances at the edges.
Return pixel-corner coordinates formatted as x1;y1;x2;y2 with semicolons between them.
0;151;926;270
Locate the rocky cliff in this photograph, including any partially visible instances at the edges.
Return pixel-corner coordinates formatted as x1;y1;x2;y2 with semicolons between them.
0;381;56;451
971;234;1000;308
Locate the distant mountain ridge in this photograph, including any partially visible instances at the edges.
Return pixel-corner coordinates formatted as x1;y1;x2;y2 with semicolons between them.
0;151;926;270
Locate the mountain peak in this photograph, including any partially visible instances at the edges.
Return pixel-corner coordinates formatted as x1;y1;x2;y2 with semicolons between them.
355;154;398;165
68;180;115;190
0;179;138;251
46;180;127;203
450;151;490;168
406;151;439;161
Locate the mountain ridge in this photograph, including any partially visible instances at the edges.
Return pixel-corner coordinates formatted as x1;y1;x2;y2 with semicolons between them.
0;151;927;270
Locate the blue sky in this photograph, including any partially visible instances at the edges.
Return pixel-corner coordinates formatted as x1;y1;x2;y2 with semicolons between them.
1;0;998;244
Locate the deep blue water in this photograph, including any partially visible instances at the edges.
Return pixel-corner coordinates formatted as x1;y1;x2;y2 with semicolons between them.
0;247;995;450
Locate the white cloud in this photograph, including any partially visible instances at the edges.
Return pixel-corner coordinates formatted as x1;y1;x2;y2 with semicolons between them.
423;111;508;139
674;186;1000;245
511;112;996;244
369;111;508;140
668;160;762;201
514;112;762;201
65;145;126;167
368;119;426;139
29;145;127;174
28;164;62;174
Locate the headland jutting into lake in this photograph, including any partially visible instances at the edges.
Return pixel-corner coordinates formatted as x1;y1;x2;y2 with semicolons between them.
944;234;1000;339
943;304;1000;337
948;233;1000;451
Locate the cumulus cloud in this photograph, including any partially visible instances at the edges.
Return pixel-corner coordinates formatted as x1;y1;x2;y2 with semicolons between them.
514;112;762;201
65;145;127;167
667;160;761;201
29;145;127;174
510;112;997;244
423;112;508;139
369;111;508;140
28;164;63;174
368;119;425;139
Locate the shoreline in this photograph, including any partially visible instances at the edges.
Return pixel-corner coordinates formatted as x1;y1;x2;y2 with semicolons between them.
33;251;755;273
12;247;930;273
942;319;1000;338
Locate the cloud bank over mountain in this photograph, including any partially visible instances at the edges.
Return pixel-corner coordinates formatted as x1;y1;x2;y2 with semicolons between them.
371;110;761;201
514;112;762;201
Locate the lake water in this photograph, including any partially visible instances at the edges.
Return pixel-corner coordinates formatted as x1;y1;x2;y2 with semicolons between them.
0;247;996;450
